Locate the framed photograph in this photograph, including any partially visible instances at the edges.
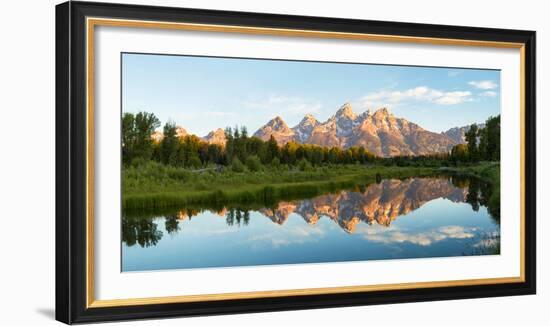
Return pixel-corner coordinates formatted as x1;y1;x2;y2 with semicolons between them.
56;1;536;324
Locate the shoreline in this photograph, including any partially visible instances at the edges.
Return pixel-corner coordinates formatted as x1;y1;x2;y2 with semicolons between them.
122;163;499;212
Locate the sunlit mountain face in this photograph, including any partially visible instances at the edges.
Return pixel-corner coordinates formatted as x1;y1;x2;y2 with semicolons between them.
157;103;471;158
122;176;499;272
252;103;458;157
258;178;469;233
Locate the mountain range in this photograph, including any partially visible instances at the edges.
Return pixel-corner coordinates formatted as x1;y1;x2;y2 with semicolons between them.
151;127;227;146
176;177;468;234
253;103;457;157
153;103;481;157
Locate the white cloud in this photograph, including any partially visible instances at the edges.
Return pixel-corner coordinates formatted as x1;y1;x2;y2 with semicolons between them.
480;91;497;97
438;225;477;239
357;86;473;108
434;91;473;105
356;224;477;246
247;224;325;248
468;80;498;90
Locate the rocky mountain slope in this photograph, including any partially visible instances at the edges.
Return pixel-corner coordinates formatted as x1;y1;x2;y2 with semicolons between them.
202;128;227;146
151;126;227;146
152;103;485;157
442;123;485;144
253;103;457;157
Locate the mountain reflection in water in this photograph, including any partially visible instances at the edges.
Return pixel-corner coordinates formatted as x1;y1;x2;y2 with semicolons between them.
122;176;500;271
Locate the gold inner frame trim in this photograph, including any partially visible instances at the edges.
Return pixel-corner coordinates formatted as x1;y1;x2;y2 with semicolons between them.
85;17;527;309
89;277;521;308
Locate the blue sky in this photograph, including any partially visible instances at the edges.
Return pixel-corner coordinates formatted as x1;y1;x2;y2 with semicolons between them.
122;53;500;135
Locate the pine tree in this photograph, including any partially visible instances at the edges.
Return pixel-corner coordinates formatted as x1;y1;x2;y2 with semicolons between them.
160;121;178;166
465;124;479;162
266;135;279;162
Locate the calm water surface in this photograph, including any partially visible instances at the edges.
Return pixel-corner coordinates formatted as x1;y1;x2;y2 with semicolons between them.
122;176;500;272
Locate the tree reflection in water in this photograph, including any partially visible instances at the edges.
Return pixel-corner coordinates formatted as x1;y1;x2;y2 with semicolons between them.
122;176;499;248
122;216;163;248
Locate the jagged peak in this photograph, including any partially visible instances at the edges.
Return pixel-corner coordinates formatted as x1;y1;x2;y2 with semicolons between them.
299;113;319;125
340;102;352;108
205;128;224;136
358;109;371;119
265;116;289;130
175;126;188;137
202;128;227;145
372;107;392;118
268;115;284;123
335;102;356;118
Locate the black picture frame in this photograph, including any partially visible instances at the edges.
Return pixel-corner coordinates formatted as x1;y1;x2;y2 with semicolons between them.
56;1;536;324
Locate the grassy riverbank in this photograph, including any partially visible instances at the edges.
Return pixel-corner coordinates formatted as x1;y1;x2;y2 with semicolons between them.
122;161;499;211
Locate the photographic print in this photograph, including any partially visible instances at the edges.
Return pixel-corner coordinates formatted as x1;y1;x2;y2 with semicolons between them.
56;4;535;322
121;53;501;272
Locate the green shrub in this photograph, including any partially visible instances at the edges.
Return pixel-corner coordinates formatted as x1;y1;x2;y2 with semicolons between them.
231;157;245;172
130;157;147;167
187;156;202;168
271;157;281;169
167;168;190;181
245;155;262;172
298;158;312;171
